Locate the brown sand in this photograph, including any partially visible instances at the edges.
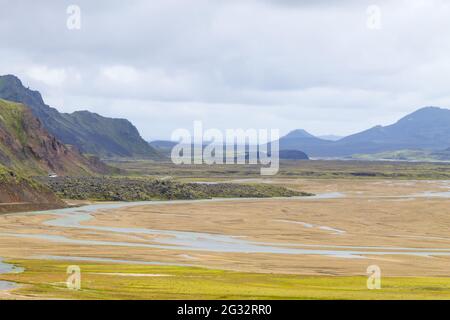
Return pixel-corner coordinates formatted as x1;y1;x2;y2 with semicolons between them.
0;179;449;277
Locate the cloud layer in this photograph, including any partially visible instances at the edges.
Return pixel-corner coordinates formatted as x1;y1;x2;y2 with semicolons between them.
1;0;450;139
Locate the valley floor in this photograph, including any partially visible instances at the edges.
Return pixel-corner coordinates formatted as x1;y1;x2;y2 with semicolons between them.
2;260;450;300
0;177;449;299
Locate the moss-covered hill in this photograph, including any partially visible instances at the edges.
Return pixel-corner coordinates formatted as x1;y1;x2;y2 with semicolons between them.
0;75;161;159
0;99;113;176
0;164;65;212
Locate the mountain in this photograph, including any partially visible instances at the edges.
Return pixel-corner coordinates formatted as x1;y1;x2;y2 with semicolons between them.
0;75;160;159
431;147;450;160
283;129;316;139
280;107;450;157
150;140;310;161
148;140;177;158
279;150;309;160
0;164;65;212
337;107;450;153
280;129;333;155
0;99;112;176
149;140;177;149
318;135;343;141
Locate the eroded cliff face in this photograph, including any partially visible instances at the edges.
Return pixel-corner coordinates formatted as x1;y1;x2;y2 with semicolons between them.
0;165;65;211
0;99;112;176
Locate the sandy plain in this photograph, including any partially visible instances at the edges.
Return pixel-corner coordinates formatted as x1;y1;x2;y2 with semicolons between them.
0;178;448;279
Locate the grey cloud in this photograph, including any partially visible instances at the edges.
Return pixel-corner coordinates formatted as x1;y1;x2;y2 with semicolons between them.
0;0;449;139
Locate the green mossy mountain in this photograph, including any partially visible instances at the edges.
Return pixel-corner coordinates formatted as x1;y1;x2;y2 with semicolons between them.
0;99;113;176
0;75;160;159
0;164;65;210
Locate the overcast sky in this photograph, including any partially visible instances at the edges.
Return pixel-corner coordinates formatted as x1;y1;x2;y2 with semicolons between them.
1;0;450;140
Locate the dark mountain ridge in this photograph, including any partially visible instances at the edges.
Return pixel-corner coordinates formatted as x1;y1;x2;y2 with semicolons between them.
280;107;450;157
0;99;112;176
0;75;160;159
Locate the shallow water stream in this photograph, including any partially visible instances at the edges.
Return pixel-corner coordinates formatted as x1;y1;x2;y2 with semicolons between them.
0;259;23;291
2;193;450;259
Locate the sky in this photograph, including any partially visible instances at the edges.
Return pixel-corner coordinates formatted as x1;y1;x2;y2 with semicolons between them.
1;0;450;141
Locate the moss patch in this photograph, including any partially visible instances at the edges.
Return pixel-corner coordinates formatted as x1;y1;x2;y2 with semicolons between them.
2;259;450;300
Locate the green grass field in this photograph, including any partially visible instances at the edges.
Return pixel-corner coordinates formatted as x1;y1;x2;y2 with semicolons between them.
2;259;450;300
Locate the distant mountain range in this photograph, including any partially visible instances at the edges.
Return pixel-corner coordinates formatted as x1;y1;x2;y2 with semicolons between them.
0;75;160;159
149;140;177;152
280;107;450;157
1;75;449;162
150;106;450;160
318;135;343;141
149;140;309;160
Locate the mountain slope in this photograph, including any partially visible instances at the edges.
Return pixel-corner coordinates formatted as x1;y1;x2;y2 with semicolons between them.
279;150;309;160
318;135;343;141
280;107;450;157
283;129;316;139
337;107;450;152
0;164;65;211
148;140;177;157
0;99;112;175
0;75;160;159
279;129;333;156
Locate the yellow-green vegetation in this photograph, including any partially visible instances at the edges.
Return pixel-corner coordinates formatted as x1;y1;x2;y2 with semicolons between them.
0;99;28;145
0;164;42;190
2;259;450;300
352;149;450;162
